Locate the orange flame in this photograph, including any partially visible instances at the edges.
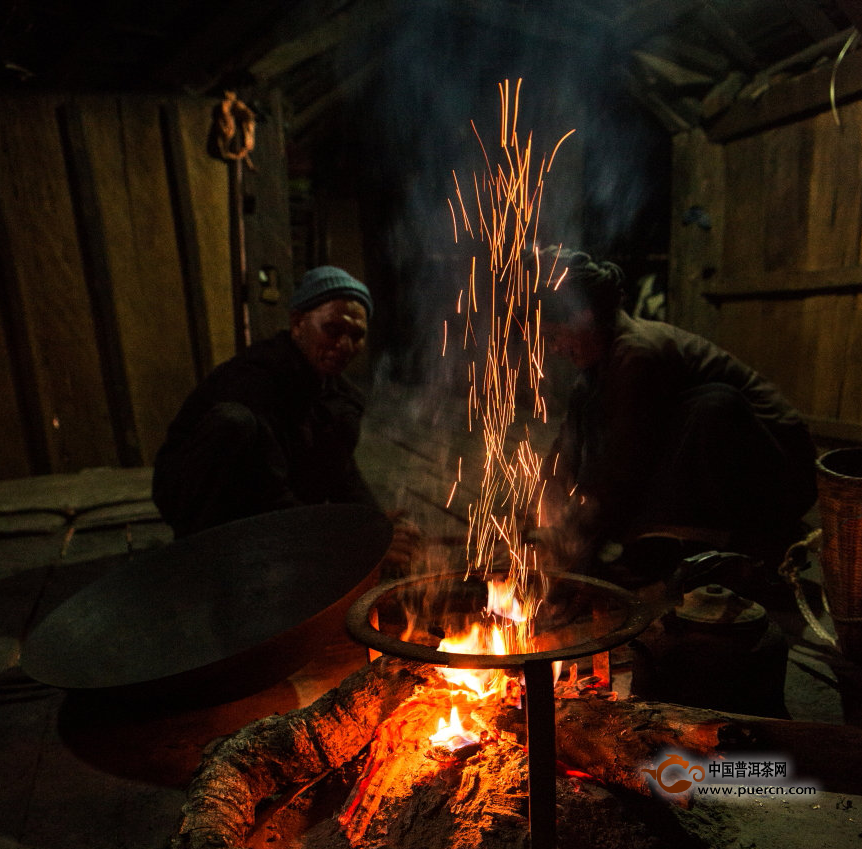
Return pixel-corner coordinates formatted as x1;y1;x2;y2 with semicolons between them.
429;706;480;750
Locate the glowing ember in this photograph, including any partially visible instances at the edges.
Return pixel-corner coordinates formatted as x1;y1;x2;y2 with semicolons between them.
429;705;480;750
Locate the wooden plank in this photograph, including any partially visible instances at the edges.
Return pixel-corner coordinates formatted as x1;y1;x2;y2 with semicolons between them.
56;101;143;467
764;27;856;77
763;121;813;272
250;9;354;79
0;93;117;474
618;65;694;134
75;94;198;465
801;295;850;420
705;266;862;298
707;46;862;142
229;159;250;351
782;0;841;41
806;103;862;271
721;133;765;281
159;101;214;383
174;97;235;367
243;90;295;343
641;32;730;78
631;51;717;90
835;293;862;423
0;209;46;478
712;294;862;427
667;128;725;339
713;300;811;414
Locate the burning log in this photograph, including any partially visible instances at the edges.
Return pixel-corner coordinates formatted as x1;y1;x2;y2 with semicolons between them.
173;659;426;849
173;658;862;849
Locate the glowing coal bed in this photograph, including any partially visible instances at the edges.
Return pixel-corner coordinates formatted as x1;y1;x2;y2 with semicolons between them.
345;568;654;849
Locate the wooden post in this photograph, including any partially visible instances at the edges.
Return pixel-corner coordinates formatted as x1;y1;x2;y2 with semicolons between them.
229;158;249;352
160;102;214;383
56;101;143;467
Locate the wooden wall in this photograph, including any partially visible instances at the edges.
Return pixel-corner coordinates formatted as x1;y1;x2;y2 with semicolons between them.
0;93;236;479
669;102;862;442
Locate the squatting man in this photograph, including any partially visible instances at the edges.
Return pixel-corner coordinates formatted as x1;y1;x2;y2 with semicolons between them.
152;265;418;568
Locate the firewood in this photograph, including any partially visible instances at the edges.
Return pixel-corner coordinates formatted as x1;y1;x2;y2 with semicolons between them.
174;659;862;849
173;658;427;849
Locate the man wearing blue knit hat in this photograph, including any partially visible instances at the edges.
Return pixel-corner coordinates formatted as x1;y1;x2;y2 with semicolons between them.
152;266;382;539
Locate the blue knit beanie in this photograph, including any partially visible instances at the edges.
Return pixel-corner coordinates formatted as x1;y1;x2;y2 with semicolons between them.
289;266;373;318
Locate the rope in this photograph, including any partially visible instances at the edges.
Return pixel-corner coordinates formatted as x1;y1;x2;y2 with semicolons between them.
213;91;256;170
777;528;838;648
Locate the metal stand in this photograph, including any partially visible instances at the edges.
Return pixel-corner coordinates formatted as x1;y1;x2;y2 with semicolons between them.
523;658;556;849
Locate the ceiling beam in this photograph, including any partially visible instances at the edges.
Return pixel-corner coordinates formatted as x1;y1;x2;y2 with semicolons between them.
695;2;760;72
631;50;717;90
287;59;381;138
620;65;694;133
706;41;862;141
640;32;730;77
250;13;352;80
781;0;840;41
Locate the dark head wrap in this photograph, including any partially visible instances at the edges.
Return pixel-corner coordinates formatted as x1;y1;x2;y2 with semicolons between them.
290;266;373;318
534;249;624;328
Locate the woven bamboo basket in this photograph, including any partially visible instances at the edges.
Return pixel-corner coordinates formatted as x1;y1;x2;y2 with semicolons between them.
816;447;862;663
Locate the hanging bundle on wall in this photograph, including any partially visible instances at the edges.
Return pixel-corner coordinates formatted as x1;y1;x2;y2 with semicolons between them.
208;90;256;170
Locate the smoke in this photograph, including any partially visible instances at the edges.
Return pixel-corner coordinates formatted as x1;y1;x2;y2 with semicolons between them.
338;2;667;385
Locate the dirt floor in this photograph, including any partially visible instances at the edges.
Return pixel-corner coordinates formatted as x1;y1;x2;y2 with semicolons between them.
1;383;860;849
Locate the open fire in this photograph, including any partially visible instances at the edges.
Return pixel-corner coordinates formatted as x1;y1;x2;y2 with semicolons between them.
423;79;576;759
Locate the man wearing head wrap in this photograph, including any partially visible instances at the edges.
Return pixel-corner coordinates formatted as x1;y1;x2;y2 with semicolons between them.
536;251;817;584
152;266;380;538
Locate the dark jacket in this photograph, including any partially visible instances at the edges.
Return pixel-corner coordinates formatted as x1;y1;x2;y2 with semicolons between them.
544;312;815;545
153;331;377;532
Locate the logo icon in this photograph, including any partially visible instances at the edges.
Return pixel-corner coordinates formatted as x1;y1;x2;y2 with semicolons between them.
642;753;706;794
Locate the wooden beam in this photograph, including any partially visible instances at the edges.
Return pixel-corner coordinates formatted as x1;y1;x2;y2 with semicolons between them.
702;266;862;302
695;2;760;72
0;210;51;476
620;65;694;134
631;50;716;90
641;33;730;77
835;0;862;33
781;0;841;42
764;26;858;77
250;12;353;80
287;60;381;139
159;102;215;382
707;44;862;141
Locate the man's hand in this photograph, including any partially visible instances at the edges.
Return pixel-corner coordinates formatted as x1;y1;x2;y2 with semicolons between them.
381;510;423;577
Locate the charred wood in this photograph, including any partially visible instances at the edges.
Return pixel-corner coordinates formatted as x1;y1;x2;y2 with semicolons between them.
174;659;862;849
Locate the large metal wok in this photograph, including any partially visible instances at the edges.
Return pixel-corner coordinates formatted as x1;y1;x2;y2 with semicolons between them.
21;503;392;700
